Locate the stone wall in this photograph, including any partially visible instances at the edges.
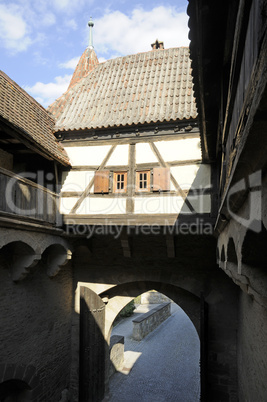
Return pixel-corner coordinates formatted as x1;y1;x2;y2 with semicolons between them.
0;257;73;401
140;291;171;304
70;233;239;401
238;291;267;401
133;302;171;341
109;335;124;378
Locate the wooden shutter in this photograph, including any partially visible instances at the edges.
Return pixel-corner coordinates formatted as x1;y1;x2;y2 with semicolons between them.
153;167;170;191
94;170;109;194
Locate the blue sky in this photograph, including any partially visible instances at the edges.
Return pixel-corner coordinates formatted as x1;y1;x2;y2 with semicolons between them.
0;0;189;107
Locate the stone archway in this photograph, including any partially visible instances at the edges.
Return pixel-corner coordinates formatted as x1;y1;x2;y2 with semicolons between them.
74;281;203;401
0;379;31;402
0;364;39;401
70;232;238;401
108;289;201;401
100;281;201;341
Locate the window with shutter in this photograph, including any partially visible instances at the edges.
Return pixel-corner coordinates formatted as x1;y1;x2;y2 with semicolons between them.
136;170;151;192
153;167;170;192
94;170;110;194
113;171;127;193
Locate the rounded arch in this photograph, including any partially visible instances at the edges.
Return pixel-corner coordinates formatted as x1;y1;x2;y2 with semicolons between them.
42;243;72;278
0;241;35;260
100;280;201;340
0;364;39;401
220;244;226;263
242;223;267;268
38;236;71;255
216;247;220;264
0;379;31;401
227;238;238;265
0;241;39;281
0;232;39;254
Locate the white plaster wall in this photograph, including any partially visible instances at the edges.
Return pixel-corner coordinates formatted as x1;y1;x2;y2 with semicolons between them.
136;143;158;164
64;145;112;166
60;197;79;214
134;194;210;214
170;164;211;191
76;198;126;214
134;196;191;214
190;164;211;188
183;194;211;213
61;171;95;192
107;144;129;166
155;138;201;161
170;165;200;190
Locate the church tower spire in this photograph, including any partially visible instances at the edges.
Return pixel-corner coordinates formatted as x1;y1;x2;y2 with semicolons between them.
88;17;94;49
68;17;99;90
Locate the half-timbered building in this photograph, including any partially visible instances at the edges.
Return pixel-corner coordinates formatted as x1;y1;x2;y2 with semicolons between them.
1;3;267;399
48;41;212;228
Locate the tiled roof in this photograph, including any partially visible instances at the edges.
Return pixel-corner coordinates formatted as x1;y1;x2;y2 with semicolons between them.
0;71;70;165
68;47;99;90
48;47;197;132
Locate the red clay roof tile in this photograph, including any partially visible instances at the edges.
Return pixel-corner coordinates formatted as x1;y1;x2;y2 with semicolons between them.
48;47;197;132
0;71;70;165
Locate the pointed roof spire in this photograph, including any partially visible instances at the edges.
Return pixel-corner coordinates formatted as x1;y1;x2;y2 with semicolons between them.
88;17;94;49
67;17;99;90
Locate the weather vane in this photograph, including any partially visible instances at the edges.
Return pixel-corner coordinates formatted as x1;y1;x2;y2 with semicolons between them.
88;17;94;49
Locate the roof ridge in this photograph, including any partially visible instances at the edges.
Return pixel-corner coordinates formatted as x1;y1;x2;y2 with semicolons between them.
48;46;196;131
49;47;190;107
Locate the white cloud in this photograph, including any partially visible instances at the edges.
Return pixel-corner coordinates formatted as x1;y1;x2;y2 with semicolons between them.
24;75;72;107
67;19;78;30
52;0;88;13
0;4;32;52
42;12;56;27
0;2;56;53
59;57;80;70
94;6;189;56
98;56;107;64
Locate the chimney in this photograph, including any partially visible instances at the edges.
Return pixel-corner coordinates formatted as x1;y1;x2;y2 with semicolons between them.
151;39;164;50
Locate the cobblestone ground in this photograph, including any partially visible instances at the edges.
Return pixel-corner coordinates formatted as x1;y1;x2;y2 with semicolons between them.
105;303;200;402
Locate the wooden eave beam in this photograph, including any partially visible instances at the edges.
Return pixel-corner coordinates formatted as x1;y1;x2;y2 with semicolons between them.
188;0;234;162
221;0;253;145
0;117;70;167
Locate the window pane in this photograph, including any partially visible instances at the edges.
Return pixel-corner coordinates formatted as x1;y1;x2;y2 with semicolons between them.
121;174;124;181
140;173;143;180
121;182;124;189
117;182;120;189
118;174;120;181
144;173;147;180
144;182;147;188
140;182;143;189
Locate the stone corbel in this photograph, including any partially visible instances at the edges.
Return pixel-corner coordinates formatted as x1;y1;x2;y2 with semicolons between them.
45;248;72;278
12;253;42;282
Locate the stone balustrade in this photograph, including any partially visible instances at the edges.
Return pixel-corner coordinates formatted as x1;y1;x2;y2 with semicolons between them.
132;302;171;341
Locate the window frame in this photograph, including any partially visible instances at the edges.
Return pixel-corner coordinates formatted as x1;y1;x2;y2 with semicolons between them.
113;171;128;193
136;170;151;193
